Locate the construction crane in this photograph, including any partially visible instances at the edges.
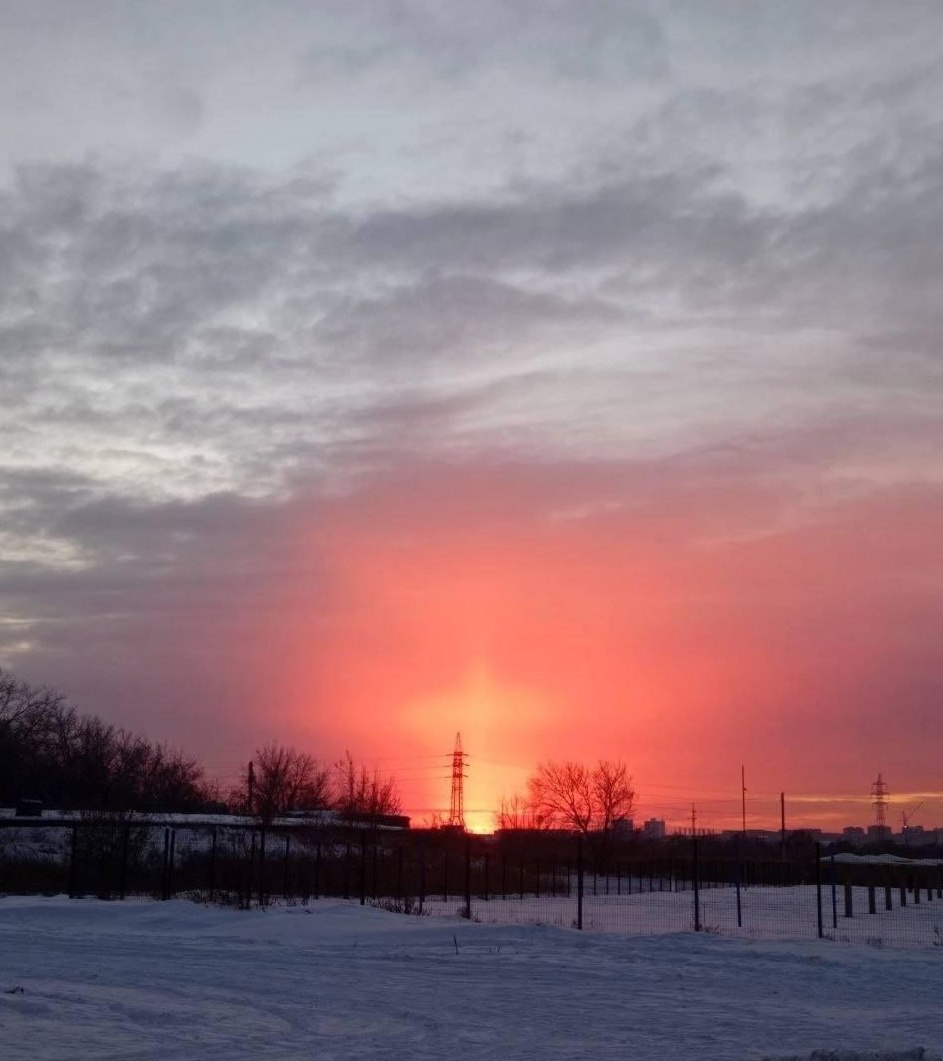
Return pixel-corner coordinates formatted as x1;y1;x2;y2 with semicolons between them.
901;801;923;844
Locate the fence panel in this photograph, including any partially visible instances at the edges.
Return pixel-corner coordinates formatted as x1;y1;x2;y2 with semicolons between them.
3;820;942;948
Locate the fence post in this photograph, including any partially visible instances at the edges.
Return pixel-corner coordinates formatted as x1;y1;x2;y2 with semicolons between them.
576;834;584;931
68;824;79;898
815;843;823;939
247;831;256;909
868;885;876;914
483;853;490;901
372;841;378;901
463;833;472;920
418;835;426;915
283;834;291;902
843;882;853;918
119;823;129;901
258;827;266;908
693;835;701;932
359;831;367;906
396;845;403;900
167;829;176;900
735;838;742;929
344;841;351;900
443;854;449;902
161;828;171;900
209;825;217;902
830;852;838;929
315;841;321;900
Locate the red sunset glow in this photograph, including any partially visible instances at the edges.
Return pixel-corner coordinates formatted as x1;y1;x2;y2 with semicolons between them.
146;451;939;834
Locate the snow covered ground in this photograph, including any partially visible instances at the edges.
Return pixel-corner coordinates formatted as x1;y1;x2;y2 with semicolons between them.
1;896;942;1061
426;883;943;949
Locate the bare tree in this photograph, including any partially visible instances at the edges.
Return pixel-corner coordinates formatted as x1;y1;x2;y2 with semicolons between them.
1;667;208;812
592;759;636;835
526;761;594;832
515;759;636;835
495;793;546;831
142;743;207;811
333;751;402;826
238;743;331;821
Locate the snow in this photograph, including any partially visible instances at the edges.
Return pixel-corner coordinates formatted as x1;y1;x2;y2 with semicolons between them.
420;883;943;949
827;854;943;867
2;896;942;1060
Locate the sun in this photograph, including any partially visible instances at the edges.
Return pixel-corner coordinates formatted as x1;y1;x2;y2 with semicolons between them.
402;663;552;830
463;810;496;835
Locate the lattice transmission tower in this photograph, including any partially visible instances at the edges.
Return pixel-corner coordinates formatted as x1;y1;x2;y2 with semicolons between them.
447;732;467;830
871;772;889;827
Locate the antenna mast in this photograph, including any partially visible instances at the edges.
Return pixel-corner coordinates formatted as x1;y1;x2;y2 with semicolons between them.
448;732;467;830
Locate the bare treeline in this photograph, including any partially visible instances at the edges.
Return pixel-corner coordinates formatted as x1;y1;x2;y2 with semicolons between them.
0;668;205;812
498;759;636;837
229;745;403;824
1;668;402;821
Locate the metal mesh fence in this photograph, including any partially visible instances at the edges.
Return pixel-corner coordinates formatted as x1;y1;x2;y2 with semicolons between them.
3;821;942;948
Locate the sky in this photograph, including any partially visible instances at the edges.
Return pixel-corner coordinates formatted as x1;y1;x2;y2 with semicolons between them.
2;1;942;833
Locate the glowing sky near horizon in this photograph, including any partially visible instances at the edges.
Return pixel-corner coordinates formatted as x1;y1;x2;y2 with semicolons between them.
1;2;942;832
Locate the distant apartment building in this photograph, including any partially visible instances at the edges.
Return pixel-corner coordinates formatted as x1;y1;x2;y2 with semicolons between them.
642;818;666;840
899;825;940;846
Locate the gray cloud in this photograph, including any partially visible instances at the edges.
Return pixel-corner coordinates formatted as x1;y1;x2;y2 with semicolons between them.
1;124;941;535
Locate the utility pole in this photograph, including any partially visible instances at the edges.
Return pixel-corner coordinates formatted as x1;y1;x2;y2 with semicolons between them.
741;765;747;836
780;791;786;861
690;804;697;836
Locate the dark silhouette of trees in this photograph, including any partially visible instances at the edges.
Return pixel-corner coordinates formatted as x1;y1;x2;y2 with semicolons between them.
519;759;635;835
496;793;544;831
527;760;594;831
0;668;206;812
333;751;402;825
231;743;332;821
592;758;636;835
2;668;406;825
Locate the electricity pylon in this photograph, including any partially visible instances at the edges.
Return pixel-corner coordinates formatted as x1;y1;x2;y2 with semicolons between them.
447;732;467;830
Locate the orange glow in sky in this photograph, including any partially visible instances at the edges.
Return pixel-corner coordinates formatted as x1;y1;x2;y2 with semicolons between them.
202;459;943;834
